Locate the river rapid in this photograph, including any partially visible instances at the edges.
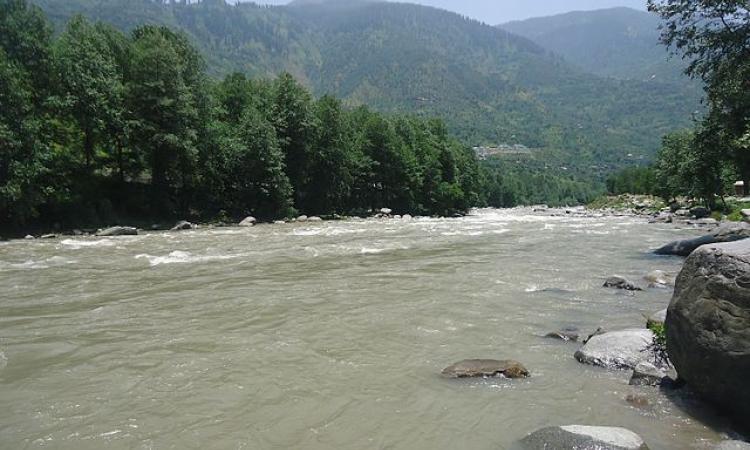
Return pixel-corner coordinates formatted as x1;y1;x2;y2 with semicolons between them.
0;208;738;449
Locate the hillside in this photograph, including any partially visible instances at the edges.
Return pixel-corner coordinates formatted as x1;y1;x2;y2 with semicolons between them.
32;0;702;173
500;7;695;85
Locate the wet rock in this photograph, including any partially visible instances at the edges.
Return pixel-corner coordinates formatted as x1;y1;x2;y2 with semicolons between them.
380;208;393;215
583;327;606;344
171;220;195;231
603;276;642;291
715;441;750;450
296;215;309;223
40;234;57;239
649;212;673;224
629;362;666;386
742;209;750;219
574;329;655;370
646;309;667;328
545;327;580;342
239;216;257;227
441;359;529;379
519;425;649;450
307;216;323;222
273;220;286;225
24;235;34;240
666;239;750;429
402;214;413;220
690;206;711;219
675;208;691;217
689;218;719;227
654;223;750;257
96;226;138;237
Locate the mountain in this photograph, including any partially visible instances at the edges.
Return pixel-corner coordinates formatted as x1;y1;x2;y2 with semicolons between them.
500;7;694;84
32;0;701;173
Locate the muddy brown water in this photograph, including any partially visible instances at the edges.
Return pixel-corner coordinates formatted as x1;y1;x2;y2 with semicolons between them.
0;209;738;449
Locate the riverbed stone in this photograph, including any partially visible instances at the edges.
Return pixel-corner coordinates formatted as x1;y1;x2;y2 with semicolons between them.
644;270;675;288
308;216;323;222
574;329;655;369
519;425;649;450
380;208;393;215
603;276;642;291
96;226;138;237
629;361;666;386
666;239;750;430
715;441;750;450
441;359;529;379
545;327;580;342
690;206;711;219
654;223;750;257
171;220;195;231
646;309;667;328
239;216;256;227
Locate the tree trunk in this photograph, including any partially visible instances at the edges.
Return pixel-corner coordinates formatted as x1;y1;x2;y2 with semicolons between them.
84;126;94;169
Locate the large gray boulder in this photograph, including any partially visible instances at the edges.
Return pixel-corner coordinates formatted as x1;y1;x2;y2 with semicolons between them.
655;223;750;257
666;239;750;429
574;329;655;369
96;226;138;237
441;359;529;379
519;425;649;450
239;216;257;227
171;220;195;231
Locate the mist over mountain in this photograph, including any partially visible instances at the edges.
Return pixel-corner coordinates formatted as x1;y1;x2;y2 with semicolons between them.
33;0;701;173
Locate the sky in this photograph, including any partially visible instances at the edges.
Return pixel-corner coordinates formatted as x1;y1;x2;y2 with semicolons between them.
252;0;649;24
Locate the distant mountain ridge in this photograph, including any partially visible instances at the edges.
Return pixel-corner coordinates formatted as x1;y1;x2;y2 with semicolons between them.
500;7;696;84
32;0;702;174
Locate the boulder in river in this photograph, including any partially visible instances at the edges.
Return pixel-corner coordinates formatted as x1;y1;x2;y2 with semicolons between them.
545;327;580;342
380;208;393;215
441;359;529;379
296;215;308;223
654;222;750;257
603;276;642;291
666;239;750;429
646;309;667;328
239;216;257;227
715;441;750;450
574;329;655;370
171;220;195;231
96;226;138;237
519;425;649;450
628;361;666;386
307;216;323;222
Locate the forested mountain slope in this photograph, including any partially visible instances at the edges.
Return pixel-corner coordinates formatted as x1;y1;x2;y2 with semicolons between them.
33;0;702;172
500;7;694;84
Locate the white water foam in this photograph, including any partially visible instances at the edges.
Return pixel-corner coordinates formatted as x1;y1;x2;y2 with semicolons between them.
135;251;237;267
60;239;116;250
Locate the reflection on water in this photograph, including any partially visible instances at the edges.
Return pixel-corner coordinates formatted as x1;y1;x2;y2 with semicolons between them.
0;209;734;449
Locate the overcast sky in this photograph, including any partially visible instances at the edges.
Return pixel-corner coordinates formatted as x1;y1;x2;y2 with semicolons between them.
253;0;649;24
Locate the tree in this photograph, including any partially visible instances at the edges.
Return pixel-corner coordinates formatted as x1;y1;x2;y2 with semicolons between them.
55;15;125;169
126;25;205;213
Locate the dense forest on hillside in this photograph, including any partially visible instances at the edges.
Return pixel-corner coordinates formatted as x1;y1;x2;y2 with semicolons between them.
1;1;503;232
500;7;696;86
32;0;701;173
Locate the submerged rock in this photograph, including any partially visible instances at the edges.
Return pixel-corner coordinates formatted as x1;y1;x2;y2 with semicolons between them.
629;362;666;386
644;270;675;288
519;425;649;450
654;223;750;257
545;327;580;342
603;276;642;291
625;394;651;409
96;226;137;237
239;216;257;227
441;359;529;379
666;239;750;429
646;309;667;329
574;329;655;370
171;220;195;231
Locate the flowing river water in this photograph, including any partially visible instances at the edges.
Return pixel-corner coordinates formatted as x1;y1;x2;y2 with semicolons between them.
0;209;740;449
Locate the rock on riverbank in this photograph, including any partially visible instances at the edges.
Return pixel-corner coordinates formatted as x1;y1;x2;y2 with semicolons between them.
654;223;750;257
574;329;655;370
519;425;649;450
666;239;750;431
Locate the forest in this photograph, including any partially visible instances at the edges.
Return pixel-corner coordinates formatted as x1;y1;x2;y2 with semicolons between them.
604;0;749;209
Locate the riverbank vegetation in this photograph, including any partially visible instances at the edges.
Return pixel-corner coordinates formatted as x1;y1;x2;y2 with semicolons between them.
1;1;490;231
602;0;749;212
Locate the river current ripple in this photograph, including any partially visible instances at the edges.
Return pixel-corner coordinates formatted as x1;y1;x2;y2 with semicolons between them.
0;208;733;449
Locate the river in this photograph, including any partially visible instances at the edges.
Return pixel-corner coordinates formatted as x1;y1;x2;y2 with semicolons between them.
0;209;736;449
